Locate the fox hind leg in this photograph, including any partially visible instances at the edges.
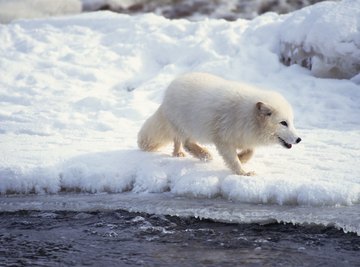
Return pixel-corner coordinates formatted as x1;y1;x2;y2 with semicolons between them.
184;140;212;161
173;138;186;157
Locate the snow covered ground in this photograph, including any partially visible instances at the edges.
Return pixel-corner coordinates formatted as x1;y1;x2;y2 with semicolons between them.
279;0;360;79
0;1;359;234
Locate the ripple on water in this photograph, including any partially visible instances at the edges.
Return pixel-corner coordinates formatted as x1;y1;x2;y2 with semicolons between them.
0;210;359;266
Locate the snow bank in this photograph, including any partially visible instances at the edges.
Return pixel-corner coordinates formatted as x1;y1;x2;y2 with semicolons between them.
0;0;359;234
2;135;359;207
0;141;360;206
279;0;360;79
0;0;81;23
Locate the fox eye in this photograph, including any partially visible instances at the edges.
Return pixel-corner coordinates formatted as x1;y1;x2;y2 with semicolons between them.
280;121;288;127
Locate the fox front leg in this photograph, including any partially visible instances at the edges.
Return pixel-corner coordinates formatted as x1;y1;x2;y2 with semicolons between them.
215;142;255;176
237;149;254;164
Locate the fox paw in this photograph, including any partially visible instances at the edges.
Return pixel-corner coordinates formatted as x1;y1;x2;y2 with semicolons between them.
199;152;213;162
173;151;186;157
238;170;256;176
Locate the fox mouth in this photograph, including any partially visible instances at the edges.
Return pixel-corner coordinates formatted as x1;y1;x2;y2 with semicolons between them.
278;137;292;149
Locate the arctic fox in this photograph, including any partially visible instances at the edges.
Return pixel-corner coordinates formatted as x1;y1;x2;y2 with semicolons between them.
138;72;301;176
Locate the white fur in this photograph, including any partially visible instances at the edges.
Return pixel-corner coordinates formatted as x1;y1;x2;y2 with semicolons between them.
138;72;301;175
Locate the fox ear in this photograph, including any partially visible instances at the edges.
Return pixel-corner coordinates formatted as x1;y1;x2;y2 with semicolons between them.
256;102;272;116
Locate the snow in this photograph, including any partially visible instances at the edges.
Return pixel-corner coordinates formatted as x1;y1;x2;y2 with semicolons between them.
279;0;360;79
0;1;359;234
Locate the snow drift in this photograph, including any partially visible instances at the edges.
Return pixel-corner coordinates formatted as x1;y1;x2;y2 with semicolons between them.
279;0;360;79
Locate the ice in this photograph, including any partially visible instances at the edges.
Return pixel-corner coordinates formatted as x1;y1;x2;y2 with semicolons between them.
1;193;359;235
0;2;359;234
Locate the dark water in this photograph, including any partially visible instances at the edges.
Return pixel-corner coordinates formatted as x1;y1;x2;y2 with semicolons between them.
1;210;359;266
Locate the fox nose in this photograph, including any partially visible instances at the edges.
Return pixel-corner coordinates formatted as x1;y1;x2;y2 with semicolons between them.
296;137;302;144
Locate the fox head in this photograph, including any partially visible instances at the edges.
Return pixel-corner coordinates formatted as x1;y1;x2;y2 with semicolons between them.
256;101;301;149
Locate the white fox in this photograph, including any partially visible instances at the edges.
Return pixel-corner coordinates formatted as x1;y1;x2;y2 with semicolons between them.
138;72;301;175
